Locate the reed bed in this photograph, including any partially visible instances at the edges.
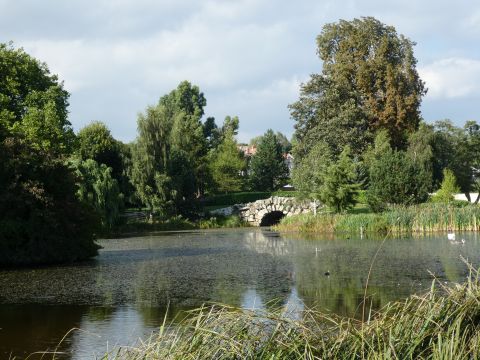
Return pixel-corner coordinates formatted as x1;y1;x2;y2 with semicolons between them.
100;267;480;359
275;203;480;234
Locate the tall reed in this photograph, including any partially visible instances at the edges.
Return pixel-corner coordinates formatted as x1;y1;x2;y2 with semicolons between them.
275;204;480;234
102;267;480;359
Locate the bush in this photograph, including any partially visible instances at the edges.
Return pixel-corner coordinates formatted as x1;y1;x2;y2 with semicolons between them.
431;168;460;203
0;138;100;266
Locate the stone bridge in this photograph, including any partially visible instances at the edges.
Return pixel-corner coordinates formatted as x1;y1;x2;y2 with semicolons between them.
238;196;320;226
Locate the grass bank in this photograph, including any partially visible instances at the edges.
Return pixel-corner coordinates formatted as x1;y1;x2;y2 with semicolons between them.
102;268;480;359
274;203;480;234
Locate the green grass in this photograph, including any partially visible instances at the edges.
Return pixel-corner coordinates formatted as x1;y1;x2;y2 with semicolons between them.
275;203;480;234
94;266;480;359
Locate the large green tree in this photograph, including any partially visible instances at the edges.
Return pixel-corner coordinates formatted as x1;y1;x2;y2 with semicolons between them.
209;128;246;193
76;121;123;177
70;158;123;230
249;129;289;191
131;81;209;215
366;132;431;210
291;17;426;160
319;146;359;213
0;137;99;266
0;43;98;265
432;120;479;202
293;144;358;212
0;43;75;155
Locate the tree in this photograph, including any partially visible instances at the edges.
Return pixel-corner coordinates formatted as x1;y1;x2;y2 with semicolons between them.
0;42;75;155
0;43;98;265
432;168;460;203
432;120;477;202
131;104;175;214
222;116;239;136
249;130;289;191
76;121;123;178
275;132;292;153
319;146;359;212
161;81;208;197
293;144;358;212
203;117;221;150
293;142;333;202
406;123;434;194
209;129;246;193
131;82;209;215
70;158;123;229
366;132;431;210
0;138;99;266
291;17;426;160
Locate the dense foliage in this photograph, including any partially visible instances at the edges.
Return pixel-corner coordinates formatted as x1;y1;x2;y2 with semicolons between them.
76;121;123;178
0;43;99;266
249;129;289;191
130;81;208;215
294;144;358;212
290;17;480;213
291;17;426;159
0;138;99;266
365;131;432;210
0;43;75;155
208;127;246;193
70;158;123;229
432;168;460;203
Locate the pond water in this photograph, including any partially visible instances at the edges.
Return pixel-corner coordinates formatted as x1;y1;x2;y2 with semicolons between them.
1;229;479;359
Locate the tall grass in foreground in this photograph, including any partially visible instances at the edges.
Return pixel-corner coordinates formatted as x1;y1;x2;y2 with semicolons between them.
275;203;480;234
99;268;480;359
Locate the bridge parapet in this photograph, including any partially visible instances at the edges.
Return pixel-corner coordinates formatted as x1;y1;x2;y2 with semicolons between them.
238;196;321;226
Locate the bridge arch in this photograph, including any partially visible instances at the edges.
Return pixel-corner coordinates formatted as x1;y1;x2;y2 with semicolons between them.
259;210;285;226
238;196;321;226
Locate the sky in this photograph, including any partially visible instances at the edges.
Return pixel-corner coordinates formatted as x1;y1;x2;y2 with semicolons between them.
1;0;480;143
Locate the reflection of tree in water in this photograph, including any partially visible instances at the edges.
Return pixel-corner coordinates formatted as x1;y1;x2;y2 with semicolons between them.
2;230;479;355
130;232;294;324
275;232;480;318
0;304;87;359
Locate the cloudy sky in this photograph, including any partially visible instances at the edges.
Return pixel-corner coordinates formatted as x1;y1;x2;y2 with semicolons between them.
1;0;479;143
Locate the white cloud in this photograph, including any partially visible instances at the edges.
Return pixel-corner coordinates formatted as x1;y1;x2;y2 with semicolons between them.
419;58;480;99
4;0;480;140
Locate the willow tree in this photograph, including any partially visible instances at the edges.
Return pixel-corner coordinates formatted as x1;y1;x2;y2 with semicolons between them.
131;82;208;215
291;17;426;160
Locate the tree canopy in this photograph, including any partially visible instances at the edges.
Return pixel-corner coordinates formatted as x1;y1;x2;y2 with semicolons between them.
131;81;209;215
0;43;98;265
0;42;74;155
291;17;426;160
209;126;246;193
249;129;289;191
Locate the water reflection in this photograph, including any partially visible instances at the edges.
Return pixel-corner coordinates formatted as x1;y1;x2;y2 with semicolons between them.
0;229;479;358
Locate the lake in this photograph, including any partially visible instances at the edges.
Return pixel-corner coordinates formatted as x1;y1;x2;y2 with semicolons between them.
0;229;479;359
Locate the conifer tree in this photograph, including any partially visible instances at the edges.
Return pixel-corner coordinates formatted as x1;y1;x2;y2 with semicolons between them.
249;130;289;191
